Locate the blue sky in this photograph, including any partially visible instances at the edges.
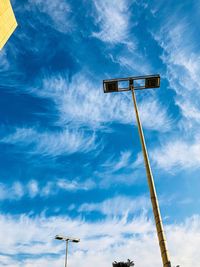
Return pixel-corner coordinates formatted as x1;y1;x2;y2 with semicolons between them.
0;0;200;266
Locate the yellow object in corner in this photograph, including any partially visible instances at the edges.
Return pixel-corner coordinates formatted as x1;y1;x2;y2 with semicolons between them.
0;0;17;50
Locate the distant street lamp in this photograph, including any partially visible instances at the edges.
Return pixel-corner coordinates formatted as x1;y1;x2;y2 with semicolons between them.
55;235;80;267
103;74;171;267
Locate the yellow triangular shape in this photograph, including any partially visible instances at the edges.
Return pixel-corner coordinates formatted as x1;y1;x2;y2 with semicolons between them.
0;0;17;50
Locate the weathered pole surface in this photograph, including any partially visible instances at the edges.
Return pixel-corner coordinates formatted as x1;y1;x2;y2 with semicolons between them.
131;88;171;267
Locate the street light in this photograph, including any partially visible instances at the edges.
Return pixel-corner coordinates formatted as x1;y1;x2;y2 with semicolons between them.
103;74;160;93
55;235;80;267
103;74;171;267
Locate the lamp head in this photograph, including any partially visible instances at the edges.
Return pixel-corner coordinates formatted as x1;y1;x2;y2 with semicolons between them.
55;235;64;240
103;81;118;93
103;74;160;93
72;239;80;243
55;235;80;243
145;76;160;88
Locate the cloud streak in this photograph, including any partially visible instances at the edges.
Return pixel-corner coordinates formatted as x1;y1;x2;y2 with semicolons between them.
0;213;199;267
92;0;133;46
78;195;150;217
27;0;73;33
1;126;96;157
152;12;200;131
152;138;200;171
33;73;172;132
0;178;96;201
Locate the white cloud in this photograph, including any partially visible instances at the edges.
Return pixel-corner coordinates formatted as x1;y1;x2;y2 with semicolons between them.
28;0;72;33
92;0;134;46
0;179;96;201
0;182;24;200
99;150;144;181
56;179;95;192
27;180;39;198
152;138;200;171
41;178;96;197
168;215;200;267
102;151;132;172
0;255;17;267
153;18;200;130
114;54;152;75
78;195;150;217
36;73;171;132
149;11;200;172
1;127;96;156
0;50;9;70
0;213;200;267
138;96;171;132
90;151;145;189
12;182;24;199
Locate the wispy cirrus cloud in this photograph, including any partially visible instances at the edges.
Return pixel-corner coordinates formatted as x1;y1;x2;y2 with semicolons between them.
102;151;132;172
152;138;200;172
0;178;95;201
27;0;73;33
113;54;152;75
35;73;171;132
152;12;200;130
42;178;95;197
0;182;24;201
0;50;9;70
147;4;200;173
0;213;200;267
56;178;95;192
101;150;143;176
92;0;134;46
1;126;96;157
78;195;150;217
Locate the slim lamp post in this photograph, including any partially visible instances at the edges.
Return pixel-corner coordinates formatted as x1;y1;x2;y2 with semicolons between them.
65;239;68;267
55;235;80;267
103;74;171;267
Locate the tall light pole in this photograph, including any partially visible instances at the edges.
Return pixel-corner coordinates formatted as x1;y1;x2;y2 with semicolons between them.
55;235;80;267
103;74;171;267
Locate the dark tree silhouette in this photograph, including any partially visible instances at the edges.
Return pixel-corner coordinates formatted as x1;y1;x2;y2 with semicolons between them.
112;259;135;267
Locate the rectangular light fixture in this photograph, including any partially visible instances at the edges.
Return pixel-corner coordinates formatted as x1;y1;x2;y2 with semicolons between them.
55;235;80;243
104;81;119;93
145;76;160;88
103;74;160;93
